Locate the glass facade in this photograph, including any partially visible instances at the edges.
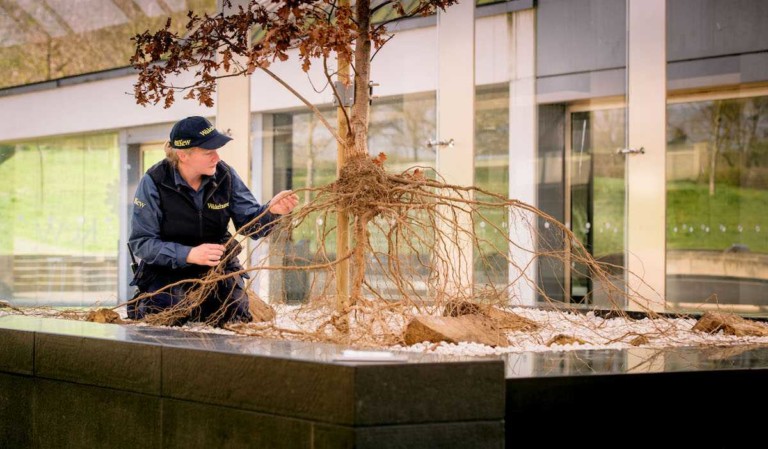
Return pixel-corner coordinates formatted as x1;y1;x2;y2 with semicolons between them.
0;133;120;306
663;0;768;312
531;0;768;311
1;0;766;314
271;107;338;263
266;87;517;301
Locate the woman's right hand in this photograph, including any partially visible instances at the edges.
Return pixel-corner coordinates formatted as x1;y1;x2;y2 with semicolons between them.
187;243;226;266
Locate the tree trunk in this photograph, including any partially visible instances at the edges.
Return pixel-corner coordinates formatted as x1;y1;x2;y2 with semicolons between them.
349;0;372;159
350;214;369;301
336;1;352;314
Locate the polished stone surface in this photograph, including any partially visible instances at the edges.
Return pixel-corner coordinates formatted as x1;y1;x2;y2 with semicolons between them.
0;373;33;448
35;333;162;394
35;378;162;449
496;344;768;378
2;315;767;379
0;315;440;365
162;399;312;449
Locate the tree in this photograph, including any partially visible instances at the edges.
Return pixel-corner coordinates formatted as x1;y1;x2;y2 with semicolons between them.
131;0;455;151
131;0;456;313
130;0;640;341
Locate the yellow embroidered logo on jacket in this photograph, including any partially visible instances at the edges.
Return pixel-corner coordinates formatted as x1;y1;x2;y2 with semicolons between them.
174;139;191;147
133;197;146;208
207;202;229;210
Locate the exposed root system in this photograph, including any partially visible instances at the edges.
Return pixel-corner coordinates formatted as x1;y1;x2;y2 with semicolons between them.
118;154;673;347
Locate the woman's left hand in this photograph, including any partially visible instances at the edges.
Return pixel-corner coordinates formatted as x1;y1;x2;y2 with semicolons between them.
268;190;299;215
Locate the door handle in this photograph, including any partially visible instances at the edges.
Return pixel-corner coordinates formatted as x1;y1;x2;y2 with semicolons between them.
427;138;455;148
616;147;645;155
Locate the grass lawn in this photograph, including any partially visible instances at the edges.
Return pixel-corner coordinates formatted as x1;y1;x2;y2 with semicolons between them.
0;137;120;255
667;181;768;253
577;177;768;255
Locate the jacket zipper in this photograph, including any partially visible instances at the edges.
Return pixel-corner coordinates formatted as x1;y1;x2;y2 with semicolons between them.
198;209;203;239
161;169;229;242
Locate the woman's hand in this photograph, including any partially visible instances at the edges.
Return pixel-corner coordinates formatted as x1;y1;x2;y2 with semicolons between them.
268;190;299;215
187;243;226;266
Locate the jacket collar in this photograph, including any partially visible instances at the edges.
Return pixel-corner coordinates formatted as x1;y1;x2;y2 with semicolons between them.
172;166;216;192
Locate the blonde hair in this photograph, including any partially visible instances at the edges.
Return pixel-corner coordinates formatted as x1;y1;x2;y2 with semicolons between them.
164;141;192;167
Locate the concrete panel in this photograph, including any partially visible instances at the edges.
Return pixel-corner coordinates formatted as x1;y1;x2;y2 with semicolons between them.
668;0;768;61
536;69;626;103
0;328;34;375
537;0;626;77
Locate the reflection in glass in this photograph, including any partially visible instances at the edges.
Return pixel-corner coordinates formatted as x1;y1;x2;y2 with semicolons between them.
0;0;217;89
666;95;768;312
0;134;120;306
536;104;566;302
141;144;166;172
569;109;626;305
475;85;509;291
267;93;436;302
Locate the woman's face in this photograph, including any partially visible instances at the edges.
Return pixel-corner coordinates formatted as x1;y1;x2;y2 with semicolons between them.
179;147;220;177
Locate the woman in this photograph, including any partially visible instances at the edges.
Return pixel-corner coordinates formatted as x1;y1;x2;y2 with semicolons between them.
128;116;298;325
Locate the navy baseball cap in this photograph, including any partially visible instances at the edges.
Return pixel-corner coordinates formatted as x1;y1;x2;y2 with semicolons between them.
169;116;232;150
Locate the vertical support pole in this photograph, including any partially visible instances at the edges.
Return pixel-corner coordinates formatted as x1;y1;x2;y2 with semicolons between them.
117;130;129;303
336;0;351;311
251;113;271;301
508;8;537;306
216;1;252;275
626;0;666;311
436;0;475;296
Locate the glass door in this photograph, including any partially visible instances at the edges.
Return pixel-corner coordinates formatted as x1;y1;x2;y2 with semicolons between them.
566;105;627;305
535;1;667;310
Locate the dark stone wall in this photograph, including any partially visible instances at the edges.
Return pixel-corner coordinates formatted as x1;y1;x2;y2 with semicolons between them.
0;317;505;449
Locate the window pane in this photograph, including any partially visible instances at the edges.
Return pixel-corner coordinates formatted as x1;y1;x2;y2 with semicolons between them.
666;95;768;312
475;85;509;291
141;144;166;172
0;134;119;306
267;93;437;302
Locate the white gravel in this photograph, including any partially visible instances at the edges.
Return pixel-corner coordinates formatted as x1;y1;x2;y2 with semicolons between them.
2;305;767;356
392;307;768;356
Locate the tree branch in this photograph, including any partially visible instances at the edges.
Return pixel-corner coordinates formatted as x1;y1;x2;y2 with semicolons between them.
259;66;344;147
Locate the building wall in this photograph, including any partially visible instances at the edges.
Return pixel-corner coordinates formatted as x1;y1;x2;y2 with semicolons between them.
1;0;767;311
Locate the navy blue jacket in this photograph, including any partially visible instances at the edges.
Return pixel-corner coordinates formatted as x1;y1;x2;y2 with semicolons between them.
128;159;275;275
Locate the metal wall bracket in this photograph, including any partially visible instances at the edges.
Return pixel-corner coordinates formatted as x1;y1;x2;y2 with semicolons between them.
332;81;354;107
368;81;379;105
